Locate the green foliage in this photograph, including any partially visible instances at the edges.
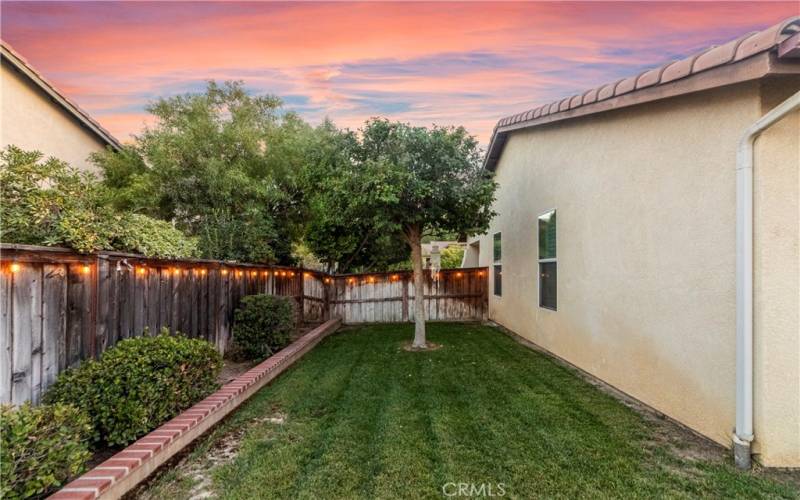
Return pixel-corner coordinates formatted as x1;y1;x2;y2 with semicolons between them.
0;403;92;499
92;81;312;263
44;330;222;447
233;295;296;360
0;146;197;258
439;245;465;269
303;119;497;271
0;146;111;253
111;213;198;258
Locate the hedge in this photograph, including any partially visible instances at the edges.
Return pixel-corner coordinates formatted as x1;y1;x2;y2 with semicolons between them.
44;330;222;447
0;403;91;499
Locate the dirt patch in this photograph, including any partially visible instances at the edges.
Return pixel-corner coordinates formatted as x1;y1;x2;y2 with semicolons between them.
402;341;443;352
136;410;288;500
217;359;258;385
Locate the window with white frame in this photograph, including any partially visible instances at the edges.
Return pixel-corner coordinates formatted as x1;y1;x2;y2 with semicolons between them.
493;232;502;296
538;210;556;310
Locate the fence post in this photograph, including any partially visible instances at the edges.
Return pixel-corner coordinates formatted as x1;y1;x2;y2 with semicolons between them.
298;271;305;326
401;274;409;322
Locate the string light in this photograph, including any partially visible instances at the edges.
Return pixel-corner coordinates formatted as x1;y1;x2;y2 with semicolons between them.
81;265;91;275
368;276;375;283
236;270;243;277
348;278;355;284
201;269;207;276
9;263;20;273
137;267;146;275
262;271;269;276
455;272;463;278
391;274;398;281
221;269;228;275
289;272;295;277
251;271;257;277
303;272;310;278
183;269;189;275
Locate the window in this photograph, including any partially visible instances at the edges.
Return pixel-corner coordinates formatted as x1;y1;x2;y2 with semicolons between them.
538;210;557;310
493;232;502;296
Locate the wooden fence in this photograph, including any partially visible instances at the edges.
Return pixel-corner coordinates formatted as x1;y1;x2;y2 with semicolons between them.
0;244;487;404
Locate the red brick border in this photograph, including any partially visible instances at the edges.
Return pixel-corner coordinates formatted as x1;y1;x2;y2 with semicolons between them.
48;318;342;500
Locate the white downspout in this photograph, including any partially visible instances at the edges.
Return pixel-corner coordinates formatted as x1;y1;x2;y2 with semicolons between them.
734;90;800;470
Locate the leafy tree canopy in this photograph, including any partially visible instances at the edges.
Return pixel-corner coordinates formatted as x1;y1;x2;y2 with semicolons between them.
0;146;197;258
303;118;497;346
92;81;312;263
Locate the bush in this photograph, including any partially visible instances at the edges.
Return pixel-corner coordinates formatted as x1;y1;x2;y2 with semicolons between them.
111;213;198;258
233;295;296;360
440;245;465;269
0;403;92;499
44;330;222;447
0;145;197;258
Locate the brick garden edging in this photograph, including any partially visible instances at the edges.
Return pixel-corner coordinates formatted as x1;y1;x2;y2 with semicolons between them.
49;318;342;500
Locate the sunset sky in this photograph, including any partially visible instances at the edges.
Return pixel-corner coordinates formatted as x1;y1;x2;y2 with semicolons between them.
2;2;796;144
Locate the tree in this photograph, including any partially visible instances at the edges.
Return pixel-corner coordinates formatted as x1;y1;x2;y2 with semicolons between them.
0;146;197;257
305;119;497;348
440;245;465;269
92;81;311;263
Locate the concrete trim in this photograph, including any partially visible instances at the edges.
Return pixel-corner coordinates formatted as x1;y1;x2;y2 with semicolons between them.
48;318;342;500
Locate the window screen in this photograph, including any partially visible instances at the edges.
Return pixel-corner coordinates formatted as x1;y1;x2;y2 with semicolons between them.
493;232;501;262
538;210;556;310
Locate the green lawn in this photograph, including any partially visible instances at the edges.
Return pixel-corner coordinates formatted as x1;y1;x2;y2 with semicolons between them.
140;323;799;499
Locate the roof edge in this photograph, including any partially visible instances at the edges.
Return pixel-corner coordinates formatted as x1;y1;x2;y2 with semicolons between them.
1;41;122;150
484;16;800;171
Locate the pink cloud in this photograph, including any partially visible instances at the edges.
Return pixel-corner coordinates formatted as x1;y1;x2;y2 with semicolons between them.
2;1;796;144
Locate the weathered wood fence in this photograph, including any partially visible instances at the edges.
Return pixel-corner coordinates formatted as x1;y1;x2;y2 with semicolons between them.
0;244;487;404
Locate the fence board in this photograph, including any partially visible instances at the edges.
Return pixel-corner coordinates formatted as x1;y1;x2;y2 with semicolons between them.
1;244;486;404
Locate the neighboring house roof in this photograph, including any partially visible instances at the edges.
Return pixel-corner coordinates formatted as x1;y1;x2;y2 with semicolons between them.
1;40;122;150
484;16;800;171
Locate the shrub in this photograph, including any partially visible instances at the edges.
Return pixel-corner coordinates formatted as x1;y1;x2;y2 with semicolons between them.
111;213;198;258
0;403;92;499
440;245;465;269
233;294;296;360
0;145;197;258
44;330;222;447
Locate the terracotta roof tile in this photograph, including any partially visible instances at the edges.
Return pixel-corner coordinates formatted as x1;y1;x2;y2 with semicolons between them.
614;76;638;96
597;81;619;101
486;16;800;170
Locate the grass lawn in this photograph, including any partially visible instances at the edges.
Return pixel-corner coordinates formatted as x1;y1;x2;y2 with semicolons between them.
139;323;799;499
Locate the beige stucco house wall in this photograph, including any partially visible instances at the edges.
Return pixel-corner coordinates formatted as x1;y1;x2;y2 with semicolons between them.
470;19;799;467
1;42;119;173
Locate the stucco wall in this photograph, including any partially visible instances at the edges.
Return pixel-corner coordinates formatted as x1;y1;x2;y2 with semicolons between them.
472;80;799;466
752;77;800;467
1;61;106;173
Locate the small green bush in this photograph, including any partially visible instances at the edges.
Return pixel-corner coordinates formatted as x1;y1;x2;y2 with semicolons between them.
233;294;296;360
0;403;92;499
44;330;222;447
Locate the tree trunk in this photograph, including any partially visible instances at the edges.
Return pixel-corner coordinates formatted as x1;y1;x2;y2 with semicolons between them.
407;225;427;348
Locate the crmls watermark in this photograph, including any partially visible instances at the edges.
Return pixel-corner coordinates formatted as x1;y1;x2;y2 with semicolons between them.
442;482;506;497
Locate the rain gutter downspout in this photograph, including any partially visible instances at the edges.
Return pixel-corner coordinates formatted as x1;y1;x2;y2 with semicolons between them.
734;90;800;469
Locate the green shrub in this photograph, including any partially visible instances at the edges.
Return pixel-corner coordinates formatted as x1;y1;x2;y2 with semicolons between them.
233;294;296;360
111;213;198;258
0;403;92;499
0;145;197;258
44;330;222;447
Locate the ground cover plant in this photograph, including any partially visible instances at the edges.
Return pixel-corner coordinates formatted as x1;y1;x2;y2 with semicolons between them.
139;323;799;499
